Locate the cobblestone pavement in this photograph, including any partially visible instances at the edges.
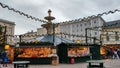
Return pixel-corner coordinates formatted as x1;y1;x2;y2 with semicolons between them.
0;59;120;68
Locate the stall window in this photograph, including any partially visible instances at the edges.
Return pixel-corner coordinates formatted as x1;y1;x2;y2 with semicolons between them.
68;47;90;57
17;47;52;58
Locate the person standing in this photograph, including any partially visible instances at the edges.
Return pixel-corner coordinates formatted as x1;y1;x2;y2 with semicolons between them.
1;51;8;67
117;49;120;59
113;49;119;59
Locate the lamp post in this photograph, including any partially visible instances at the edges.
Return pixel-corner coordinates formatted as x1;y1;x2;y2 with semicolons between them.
115;32;119;41
0;25;7;52
93;37;96;44
100;34;102;45
0;26;7;44
19;35;22;43
85;28;92;44
85;28;89;44
53;23;55;45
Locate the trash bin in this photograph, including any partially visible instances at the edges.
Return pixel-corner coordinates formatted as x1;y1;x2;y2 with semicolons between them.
52;55;59;66
70;57;74;64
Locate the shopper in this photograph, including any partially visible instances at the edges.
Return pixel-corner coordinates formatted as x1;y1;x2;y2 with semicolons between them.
1;51;8;67
106;48;113;59
113;49;119;59
117;49;120;59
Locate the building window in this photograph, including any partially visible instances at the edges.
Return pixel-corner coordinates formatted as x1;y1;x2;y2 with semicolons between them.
115;32;119;41
106;32;109;41
81;29;82;31
80;24;82;27
85;23;86;26
95;32;97;35
72;30;74;33
89;22;91;25
77;29;78;32
94;20;96;23
65;35;66;38
77;24;79;27
72;25;74;28
90;33;91;37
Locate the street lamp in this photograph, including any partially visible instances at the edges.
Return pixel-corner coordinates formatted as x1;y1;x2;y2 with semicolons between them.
85;28;88;44
0;26;7;44
115;32;119;41
100;34;103;45
85;28;91;44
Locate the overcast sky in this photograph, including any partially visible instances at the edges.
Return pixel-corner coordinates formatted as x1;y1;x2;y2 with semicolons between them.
0;0;120;35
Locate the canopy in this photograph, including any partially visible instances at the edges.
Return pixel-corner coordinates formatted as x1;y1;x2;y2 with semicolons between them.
27;35;74;46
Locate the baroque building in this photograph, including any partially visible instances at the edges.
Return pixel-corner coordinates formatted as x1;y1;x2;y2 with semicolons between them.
59;16;105;43
21;30;37;42
101;20;120;45
0;19;15;45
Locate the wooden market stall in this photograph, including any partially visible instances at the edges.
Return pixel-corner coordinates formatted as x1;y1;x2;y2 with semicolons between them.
100;44;120;59
57;43;101;64
14;42;54;64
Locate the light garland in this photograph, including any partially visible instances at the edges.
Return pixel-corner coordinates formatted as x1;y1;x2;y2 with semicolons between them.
0;2;47;23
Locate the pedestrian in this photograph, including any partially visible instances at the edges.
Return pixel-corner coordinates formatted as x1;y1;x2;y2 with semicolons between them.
117;49;120;59
106;49;110;59
113;49;119;59
1;51;8;67
106;48;113;59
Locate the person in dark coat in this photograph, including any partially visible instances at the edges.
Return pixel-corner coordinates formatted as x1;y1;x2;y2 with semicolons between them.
117;49;120;59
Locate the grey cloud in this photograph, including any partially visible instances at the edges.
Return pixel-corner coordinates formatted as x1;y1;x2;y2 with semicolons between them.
0;0;120;34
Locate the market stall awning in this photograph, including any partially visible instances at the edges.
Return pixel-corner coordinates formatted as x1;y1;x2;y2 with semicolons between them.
27;35;74;46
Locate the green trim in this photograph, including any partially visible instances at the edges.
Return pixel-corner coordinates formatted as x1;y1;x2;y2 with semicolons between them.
19;42;53;46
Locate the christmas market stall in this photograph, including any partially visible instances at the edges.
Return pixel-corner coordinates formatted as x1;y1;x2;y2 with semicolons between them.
100;44;120;59
14;42;54;64
57;43;101;64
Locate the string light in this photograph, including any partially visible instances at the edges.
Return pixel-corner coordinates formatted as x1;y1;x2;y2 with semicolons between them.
0;2;48;23
56;9;120;24
1;2;120;24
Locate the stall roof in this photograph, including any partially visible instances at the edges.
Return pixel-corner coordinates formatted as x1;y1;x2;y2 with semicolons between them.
28;35;74;46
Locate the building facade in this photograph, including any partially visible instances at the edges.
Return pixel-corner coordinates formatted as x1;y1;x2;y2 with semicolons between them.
101;20;120;45
59;16;105;44
0;19;15;45
21;30;37;42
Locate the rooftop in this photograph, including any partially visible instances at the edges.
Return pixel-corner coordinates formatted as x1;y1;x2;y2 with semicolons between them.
104;20;120;28
0;19;15;25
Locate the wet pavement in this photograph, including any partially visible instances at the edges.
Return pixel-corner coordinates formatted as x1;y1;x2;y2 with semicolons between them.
0;59;120;68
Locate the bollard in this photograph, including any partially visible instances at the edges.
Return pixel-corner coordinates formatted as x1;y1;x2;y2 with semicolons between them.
70;57;74;64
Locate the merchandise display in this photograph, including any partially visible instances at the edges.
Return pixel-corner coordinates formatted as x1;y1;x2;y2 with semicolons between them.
8;47;14;62
100;47;107;55
100;46;120;55
17;47;52;58
68;47;90;57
